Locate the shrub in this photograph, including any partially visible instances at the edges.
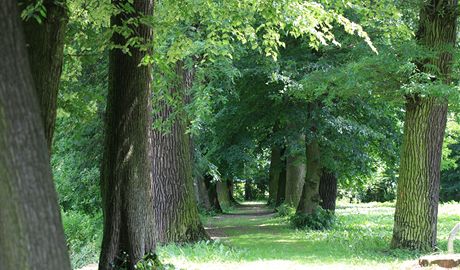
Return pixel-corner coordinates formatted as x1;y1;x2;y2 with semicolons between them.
290;207;336;230
275;203;296;218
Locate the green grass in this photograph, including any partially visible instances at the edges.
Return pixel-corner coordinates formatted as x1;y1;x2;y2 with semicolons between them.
157;201;460;270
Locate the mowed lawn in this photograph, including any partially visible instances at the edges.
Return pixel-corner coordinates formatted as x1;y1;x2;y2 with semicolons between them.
158;202;460;270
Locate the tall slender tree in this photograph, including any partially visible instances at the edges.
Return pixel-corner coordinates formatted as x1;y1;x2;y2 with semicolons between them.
99;0;156;268
20;0;68;151
392;0;458;251
0;1;70;269
152;62;208;243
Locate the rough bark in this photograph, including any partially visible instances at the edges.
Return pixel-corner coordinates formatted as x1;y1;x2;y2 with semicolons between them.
152;62;208;244
275;149;287;206
99;1;156;269
268;144;282;205
203;175;223;212
194;174;212;211
392;0;457;251
0;1;71;269
319;169;338;212
217;180;232;209
285;134;306;207
296;136;321;215
20;0;68;151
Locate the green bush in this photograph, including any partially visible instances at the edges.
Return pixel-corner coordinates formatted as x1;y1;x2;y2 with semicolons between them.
290;207;336;230
62;210;103;269
275;203;296;218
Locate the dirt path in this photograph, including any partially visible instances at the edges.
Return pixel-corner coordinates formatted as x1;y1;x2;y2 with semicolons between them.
205;203;275;239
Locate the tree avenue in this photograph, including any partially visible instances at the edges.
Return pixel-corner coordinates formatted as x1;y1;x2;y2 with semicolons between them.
4;0;460;269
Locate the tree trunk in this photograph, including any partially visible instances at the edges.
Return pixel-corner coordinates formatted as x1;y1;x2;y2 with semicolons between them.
392;0;457;251
228;178;239;204
285;134;306;207
152;62;208;244
319;169;338;212
217;180;232;209
296;136;321;215
244;180;254;201
20;0;68;151
275;150;287;206
99;1;156;269
194;174;212;211
203;175;223;212
0;2;70;269
268;144;282;205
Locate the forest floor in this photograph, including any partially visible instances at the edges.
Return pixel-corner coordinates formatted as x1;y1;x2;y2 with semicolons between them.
76;201;460;270
157;202;460;270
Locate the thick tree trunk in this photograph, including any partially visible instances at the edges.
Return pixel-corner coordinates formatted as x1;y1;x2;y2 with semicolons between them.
0;2;70;269
99;1;156;269
194;174;212;211
203;175;223;212
296;136;321;215
275;151;287;206
217;180;232;209
392;97;448;250
319;169;338;212
285;134;306;207
268;144;282;205
392;0;457;251
152;62;208;244
20;0;68;151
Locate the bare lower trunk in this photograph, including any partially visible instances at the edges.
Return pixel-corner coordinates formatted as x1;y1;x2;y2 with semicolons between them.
203;175;223;212
152;62;208;243
194;175;212;211
20;0;68;151
0;2;70;269
392;97;448;250
268;144;282;205
217;180;232;209
296;136;321;215
275;149;287;206
319;170;338;212
99;1;156;269
285;134;306;207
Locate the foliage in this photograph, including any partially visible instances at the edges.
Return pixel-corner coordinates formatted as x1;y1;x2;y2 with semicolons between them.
355;168;397;203
290;207;336;230
275;203;296;218
61;210;102;269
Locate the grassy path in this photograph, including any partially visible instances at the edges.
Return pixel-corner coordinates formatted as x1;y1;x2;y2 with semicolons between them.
159;202;460;270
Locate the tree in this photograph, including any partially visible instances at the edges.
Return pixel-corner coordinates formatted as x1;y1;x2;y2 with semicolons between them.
152;62;209;243
0;1;70;269
268;144;282;205
319;169;338;211
20;0;68;151
391;0;458;251
284;133;306;207
98;0;156;268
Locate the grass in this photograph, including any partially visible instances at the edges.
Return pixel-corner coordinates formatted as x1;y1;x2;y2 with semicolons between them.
157;201;460;270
